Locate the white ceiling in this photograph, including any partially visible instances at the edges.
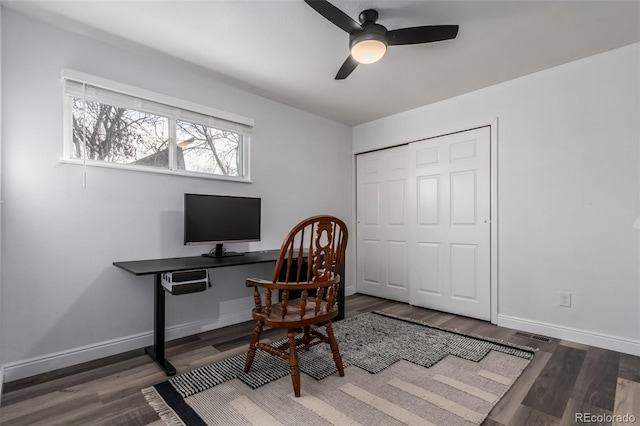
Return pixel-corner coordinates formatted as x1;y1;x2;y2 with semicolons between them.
4;0;640;126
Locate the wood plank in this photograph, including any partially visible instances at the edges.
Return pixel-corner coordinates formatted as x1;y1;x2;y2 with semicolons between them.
521;344;587;418
561;396;613;424
618;353;640;383
613;378;640;425
510;404;562;425
1;348;148;396
487;350;552;424
0;393;102;425
571;346;619;411
559;339;590;351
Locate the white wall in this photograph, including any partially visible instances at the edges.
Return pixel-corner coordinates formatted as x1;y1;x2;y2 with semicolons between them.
354;43;640;355
0;9;353;380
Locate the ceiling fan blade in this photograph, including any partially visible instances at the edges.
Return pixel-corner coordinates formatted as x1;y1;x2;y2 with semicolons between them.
335;55;359;80
386;25;459;45
304;0;362;34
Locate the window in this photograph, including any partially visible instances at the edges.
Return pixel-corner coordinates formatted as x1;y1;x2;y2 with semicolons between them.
62;70;253;181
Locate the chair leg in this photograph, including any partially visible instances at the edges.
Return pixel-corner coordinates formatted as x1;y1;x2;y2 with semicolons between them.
303;326;312;349
324;321;344;377
244;321;263;372
287;329;301;397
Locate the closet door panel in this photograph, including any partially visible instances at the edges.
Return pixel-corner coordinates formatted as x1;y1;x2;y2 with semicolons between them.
356;146;410;302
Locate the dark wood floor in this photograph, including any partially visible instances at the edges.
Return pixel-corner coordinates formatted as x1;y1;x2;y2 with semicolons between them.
1;294;638;425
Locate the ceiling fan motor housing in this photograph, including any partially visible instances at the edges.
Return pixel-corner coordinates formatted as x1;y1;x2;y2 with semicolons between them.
349;22;387;50
350;9;387;49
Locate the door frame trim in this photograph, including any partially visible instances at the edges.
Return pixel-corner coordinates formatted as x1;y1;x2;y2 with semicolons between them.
489;118;498;325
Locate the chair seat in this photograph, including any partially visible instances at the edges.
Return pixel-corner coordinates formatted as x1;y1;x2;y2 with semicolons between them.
252;298;338;328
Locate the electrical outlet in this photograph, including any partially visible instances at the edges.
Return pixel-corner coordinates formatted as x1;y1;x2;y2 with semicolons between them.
559;291;572;307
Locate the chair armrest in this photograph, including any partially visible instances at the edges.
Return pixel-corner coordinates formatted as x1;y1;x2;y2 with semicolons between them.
246;277;337;291
245;277;273;288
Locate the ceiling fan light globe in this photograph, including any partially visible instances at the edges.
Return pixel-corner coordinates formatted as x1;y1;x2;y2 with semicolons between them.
351;39;387;64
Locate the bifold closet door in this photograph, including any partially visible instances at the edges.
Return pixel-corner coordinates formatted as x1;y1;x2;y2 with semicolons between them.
356;145;410;302
408;127;491;320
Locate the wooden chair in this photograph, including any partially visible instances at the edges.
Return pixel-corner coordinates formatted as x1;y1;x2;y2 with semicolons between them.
244;215;348;397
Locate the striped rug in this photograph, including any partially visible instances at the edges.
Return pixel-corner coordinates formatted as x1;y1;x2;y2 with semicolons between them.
143;312;534;425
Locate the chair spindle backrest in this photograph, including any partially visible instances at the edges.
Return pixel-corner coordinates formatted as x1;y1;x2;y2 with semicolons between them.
272;215;348;287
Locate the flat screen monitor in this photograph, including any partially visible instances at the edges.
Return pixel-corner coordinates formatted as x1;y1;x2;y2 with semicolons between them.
184;193;261;257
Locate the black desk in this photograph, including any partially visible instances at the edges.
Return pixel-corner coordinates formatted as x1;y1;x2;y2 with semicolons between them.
113;250;345;376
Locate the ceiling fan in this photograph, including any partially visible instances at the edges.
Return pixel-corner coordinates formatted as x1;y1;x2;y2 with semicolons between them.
304;0;459;80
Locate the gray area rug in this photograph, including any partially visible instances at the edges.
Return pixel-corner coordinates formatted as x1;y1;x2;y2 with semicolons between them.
143;311;535;425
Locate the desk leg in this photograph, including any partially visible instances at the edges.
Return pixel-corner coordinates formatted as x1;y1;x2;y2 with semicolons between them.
145;273;176;376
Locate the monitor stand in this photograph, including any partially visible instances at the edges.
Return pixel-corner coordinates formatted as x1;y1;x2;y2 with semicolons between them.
202;243;245;258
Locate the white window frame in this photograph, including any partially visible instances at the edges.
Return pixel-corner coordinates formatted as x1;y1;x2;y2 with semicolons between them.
61;69;253;182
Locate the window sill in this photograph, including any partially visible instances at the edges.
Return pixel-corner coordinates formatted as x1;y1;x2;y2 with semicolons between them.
59;159;252;183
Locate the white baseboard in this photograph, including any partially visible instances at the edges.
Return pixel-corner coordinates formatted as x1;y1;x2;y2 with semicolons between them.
498;314;640;356
2;311;250;383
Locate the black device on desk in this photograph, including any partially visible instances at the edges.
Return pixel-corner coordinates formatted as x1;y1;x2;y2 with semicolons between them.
184;193;261;258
